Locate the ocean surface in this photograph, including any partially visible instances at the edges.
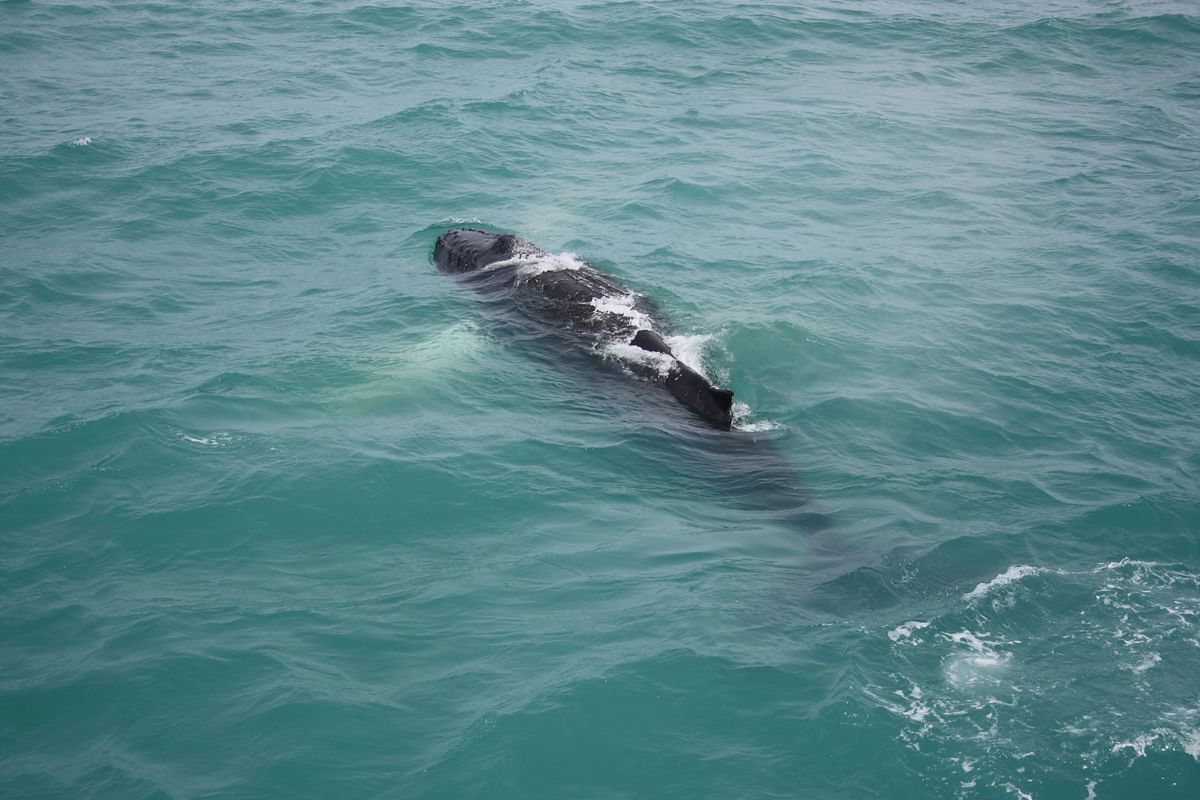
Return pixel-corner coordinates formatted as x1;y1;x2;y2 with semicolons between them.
2;1;1199;797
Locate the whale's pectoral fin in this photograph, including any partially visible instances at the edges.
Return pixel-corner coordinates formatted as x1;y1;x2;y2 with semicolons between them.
631;329;673;355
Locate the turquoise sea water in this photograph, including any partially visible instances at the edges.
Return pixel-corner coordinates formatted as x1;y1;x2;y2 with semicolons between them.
3;1;1199;797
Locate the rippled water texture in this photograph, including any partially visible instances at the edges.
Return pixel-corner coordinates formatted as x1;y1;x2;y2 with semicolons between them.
2;1;1199;798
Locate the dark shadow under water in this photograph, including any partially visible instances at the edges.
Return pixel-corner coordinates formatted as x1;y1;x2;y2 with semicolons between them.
457;289;834;539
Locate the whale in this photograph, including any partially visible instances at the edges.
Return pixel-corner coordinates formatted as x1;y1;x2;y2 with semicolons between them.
433;228;736;428
432;227;834;536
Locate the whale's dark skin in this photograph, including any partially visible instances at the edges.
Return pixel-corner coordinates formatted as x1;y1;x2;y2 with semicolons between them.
434;228;736;429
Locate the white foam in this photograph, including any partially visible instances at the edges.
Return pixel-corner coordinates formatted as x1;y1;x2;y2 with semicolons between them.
1185;727;1200;761
69;136;92;147
736;418;784;432
903;690;934;723
945;651;1012;688
942;630;1012;688
1094;559;1200;592
1111;732;1160;759
1161;706;1200;762
943;630;991;652
664;333;712;375
590;292;656;332
178;431;232;447
1096;557;1160;572
865;685;937;726
601;341;675;377
964;565;1044;600
727;400;783;432
1129;653;1161;674
487;249;586;278
888;620;931;642
1003;784;1033;800
860;559;1200;791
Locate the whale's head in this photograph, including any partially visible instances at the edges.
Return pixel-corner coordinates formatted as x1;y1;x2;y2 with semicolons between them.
434;228;517;274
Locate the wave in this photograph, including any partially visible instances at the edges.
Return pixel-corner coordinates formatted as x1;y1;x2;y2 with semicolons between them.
861;559;1200;795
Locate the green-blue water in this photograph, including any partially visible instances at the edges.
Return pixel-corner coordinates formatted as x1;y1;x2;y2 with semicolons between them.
3;1;1199;797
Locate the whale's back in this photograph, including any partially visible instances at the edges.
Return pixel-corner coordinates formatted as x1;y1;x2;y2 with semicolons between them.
434;227;737;429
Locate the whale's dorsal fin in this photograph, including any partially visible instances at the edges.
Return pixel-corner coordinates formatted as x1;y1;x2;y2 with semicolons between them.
631;329;672;355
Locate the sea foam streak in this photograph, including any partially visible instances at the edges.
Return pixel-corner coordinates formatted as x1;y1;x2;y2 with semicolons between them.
590;292;656;333
485;250;585;277
964;565;1046;600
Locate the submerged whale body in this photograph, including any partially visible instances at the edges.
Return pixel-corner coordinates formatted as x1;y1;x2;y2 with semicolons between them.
433;228;736;428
